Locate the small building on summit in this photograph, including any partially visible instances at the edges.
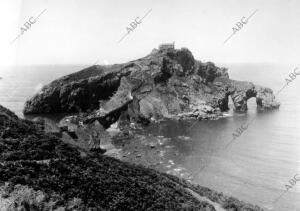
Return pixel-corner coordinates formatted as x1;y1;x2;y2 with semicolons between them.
158;42;175;50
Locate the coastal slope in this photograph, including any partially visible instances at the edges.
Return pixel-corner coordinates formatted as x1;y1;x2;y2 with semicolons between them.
0;105;263;210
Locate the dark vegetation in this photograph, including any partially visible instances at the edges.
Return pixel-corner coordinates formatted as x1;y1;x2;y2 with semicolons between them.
1;105;216;210
164;174;264;211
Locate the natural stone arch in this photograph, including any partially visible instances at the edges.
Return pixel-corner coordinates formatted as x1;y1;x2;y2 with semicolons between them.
229;80;279;112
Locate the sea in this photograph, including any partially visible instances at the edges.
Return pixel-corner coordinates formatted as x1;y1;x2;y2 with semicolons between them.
0;64;299;211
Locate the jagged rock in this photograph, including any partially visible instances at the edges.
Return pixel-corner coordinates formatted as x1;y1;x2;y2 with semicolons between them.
229;80;280;112
43;118;61;135
58;116;109;153
256;85;280;110
23;44;280;128
83;89;133;127
24;65;132;114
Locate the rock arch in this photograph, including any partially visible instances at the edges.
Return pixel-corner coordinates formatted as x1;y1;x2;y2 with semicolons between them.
228;80;280;112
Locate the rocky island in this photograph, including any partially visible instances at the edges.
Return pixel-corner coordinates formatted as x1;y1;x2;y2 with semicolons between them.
1;44;280;210
24;44;279;122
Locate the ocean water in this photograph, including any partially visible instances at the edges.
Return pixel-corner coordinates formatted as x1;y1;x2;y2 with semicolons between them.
0;64;299;210
0;65;86;117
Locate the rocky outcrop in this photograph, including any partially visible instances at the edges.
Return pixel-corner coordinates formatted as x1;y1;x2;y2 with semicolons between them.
255;85;280;110
23;45;279;127
24;65;132;114
83;78;134;127
225;80;280;112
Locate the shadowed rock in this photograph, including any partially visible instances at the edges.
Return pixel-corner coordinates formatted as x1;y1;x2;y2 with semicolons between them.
24;64;132;114
229;80;279;112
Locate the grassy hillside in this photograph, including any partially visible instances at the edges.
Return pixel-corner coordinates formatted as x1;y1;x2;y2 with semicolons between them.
0;105;263;210
0;105;214;210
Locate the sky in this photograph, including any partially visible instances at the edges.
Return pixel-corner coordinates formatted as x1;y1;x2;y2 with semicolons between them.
0;0;300;66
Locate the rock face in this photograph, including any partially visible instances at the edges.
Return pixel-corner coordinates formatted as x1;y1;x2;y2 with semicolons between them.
24;65;132;114
24;45;280;126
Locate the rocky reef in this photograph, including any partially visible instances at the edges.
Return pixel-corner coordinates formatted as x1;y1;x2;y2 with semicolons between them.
24;45;279;128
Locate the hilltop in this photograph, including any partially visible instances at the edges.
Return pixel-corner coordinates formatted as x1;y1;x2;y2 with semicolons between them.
24;45;279;129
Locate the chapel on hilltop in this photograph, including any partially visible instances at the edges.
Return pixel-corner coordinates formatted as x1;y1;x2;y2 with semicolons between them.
158;42;175;50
